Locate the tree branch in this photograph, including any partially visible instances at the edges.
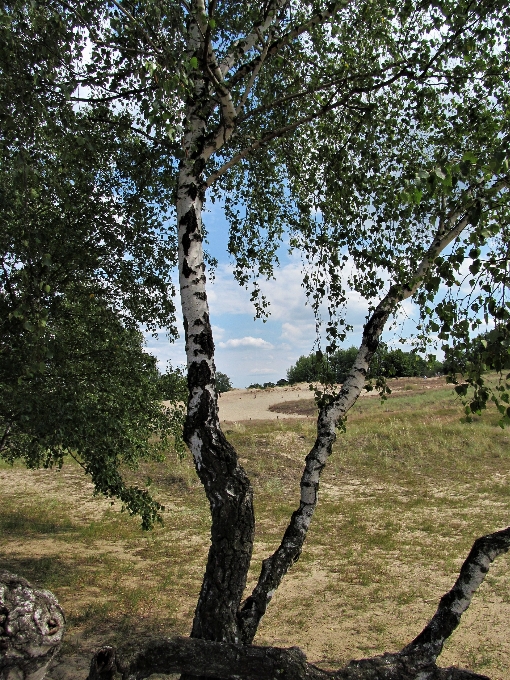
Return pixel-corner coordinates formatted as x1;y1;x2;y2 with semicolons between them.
225;1;350;87
192;0;237;157
235;36;270;115
204;95;344;186
402;526;510;662
236;58;405;124
88;637;331;680
108;0;163;56
234;178;504;637
0;424;12;453
205;64;410;187
236;206;475;643
70;86;155;104
87;631;492;679
218;0;289;78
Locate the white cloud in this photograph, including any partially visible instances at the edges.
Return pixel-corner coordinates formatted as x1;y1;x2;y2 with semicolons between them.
218;336;274;349
207;255;375;331
249;367;279;375
280;322;316;343
212;325;225;340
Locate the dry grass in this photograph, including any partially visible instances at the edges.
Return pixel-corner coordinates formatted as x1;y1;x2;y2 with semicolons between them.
0;378;509;679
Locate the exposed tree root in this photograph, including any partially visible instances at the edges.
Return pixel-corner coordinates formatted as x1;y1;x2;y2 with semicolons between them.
87;637;488;680
87;527;509;680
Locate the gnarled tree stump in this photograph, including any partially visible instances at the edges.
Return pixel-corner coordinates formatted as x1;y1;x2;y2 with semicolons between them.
0;571;65;680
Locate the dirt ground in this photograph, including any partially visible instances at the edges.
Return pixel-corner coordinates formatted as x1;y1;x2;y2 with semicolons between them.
218;376;448;421
218;382;313;421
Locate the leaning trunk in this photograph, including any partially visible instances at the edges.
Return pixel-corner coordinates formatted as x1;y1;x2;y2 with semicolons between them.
237;297;394;642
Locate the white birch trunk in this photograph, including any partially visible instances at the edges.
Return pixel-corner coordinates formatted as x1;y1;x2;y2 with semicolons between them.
177;11;255;644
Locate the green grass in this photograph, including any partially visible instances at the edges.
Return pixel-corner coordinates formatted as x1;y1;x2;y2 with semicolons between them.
1;378;509;678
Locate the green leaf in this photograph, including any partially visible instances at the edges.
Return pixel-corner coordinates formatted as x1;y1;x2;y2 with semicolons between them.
462;151;477;163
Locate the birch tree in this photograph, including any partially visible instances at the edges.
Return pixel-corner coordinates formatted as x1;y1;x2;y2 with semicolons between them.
3;1;510;678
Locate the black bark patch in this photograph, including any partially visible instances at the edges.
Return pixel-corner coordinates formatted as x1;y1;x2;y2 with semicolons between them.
193;328;214;359
184;396;212;445
181;207;199;257
193;318;204;326
187;156;206;180
194;291;207;300
182;258;194;279
188;360;212;390
363;307;390;352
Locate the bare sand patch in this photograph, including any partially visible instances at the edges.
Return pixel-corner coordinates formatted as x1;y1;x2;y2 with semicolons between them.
218;383;314;422
218;376;448;422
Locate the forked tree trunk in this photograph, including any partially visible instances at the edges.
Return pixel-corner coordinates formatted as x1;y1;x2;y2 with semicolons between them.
175;1;496;664
177;91;476;652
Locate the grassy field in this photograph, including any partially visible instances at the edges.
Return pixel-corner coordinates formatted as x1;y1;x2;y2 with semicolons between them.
1;378;509;679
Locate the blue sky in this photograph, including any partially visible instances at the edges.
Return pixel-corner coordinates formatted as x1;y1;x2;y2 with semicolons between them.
145;201;425;388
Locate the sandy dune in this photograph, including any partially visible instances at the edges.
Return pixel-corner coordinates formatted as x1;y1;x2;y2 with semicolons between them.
218;375;444;422
218;384;314;422
167;376;443;423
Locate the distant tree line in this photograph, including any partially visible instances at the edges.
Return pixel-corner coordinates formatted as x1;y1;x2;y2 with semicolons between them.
286;344;443;385
241;330;507;390
247;379;289;390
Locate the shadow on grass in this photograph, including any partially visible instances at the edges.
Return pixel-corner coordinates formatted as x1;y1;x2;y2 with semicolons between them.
0;554;78;590
0;507;75;537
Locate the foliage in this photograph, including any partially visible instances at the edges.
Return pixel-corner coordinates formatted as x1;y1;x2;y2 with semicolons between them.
158;365;188;400
370;345;443;379
14;0;508;412
157;365;187;456
444;325;510;425
1;299;173;529
0;0;181;527
216;372;233;393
